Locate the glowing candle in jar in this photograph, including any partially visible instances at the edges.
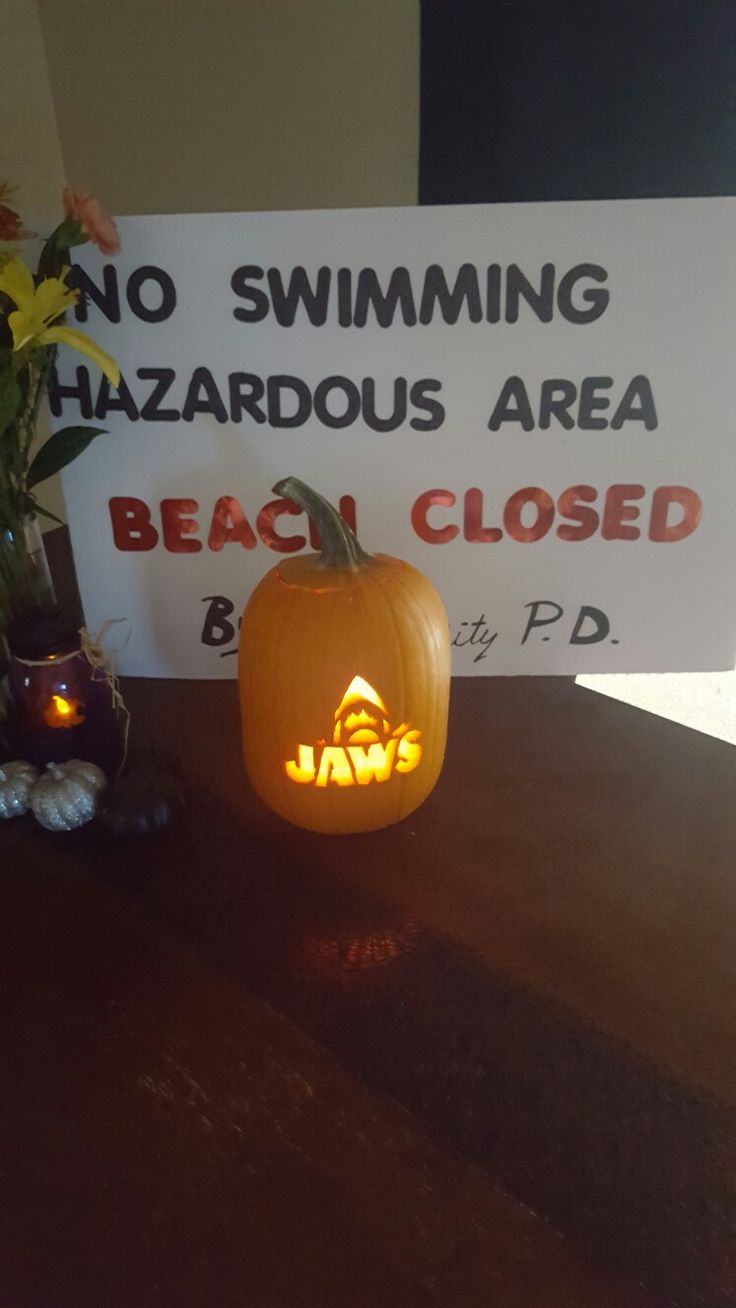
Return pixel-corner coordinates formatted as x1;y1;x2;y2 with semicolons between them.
5;608;122;776
43;693;86;729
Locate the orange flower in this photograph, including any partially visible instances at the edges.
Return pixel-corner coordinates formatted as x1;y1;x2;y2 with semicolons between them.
63;187;120;256
0;204;24;241
0;182;32;241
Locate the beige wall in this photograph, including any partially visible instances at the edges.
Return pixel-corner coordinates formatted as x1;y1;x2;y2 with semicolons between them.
38;0;419;214
0;0;67;525
0;0;65;233
4;0;418;531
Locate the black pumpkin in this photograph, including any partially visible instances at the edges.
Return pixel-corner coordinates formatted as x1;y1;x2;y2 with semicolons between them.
96;767;184;837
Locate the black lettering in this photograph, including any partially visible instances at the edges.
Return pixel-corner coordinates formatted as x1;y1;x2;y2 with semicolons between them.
69;263;120;323
313;376;361;428
539;379;577;430
557;263;609;325
578;377;613;430
486;264;501;323
267;266;331;327
126;265;176;323
570;606;610;645
201;595;236;648
452;615;498;663
229;373;266;424
353;267;417;328
410;379;445;431
419;264;483;325
611;375;658;430
361;378;407;432
488;376;535;431
48;366;93;419
182;368;228;423
138;368;179;421
472;628;498;663
452;620;475;649
337;268;352;327
95;373;139;421
505;263;555;324
231;266;268;323
267;375;312;427
521;600;564;645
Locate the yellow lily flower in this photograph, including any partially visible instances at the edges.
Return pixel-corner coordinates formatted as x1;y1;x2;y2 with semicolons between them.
37;324;120;387
0;255;119;386
0;256;75;346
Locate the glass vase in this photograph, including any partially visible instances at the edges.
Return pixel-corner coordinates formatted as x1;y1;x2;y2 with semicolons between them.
0;514;56;632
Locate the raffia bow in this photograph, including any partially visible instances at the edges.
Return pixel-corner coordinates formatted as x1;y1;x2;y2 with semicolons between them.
80;621;131;774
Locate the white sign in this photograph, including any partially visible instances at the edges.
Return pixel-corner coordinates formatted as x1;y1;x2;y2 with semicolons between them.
56;198;736;677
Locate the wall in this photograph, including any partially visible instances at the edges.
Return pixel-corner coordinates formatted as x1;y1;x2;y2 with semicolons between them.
0;0;67;524
0;0;65;233
18;0;416;528
38;0;419;214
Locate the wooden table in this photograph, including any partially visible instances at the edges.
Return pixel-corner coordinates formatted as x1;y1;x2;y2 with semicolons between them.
1;531;734;1307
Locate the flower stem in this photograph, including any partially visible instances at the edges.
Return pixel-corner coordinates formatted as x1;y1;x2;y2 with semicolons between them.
20;347;54;478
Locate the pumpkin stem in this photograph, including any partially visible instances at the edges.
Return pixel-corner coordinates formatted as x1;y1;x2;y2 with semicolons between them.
273;476;372;570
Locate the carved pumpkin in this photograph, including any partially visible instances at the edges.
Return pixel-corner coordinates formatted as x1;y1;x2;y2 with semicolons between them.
239;477;450;834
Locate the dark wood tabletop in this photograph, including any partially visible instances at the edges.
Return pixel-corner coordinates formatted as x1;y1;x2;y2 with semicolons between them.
1;530;734;1308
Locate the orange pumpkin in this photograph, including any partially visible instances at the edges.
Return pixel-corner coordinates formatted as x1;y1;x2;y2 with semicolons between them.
238;476;450;834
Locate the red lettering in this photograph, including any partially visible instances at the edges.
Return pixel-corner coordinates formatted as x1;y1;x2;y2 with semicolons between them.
161;498;202;553
649;486;702;542
411;489;459;544
109;496;158;551
556;485;599;541
207;496;257;551
503;488;554;543
602;484;645;541
257;498;306;553
463;487;502;542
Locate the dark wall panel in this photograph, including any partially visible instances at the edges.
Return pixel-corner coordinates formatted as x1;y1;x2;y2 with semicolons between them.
419;0;736;203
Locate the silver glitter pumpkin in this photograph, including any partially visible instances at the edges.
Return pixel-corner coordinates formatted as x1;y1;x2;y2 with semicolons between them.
0;761;40;819
30;760;107;832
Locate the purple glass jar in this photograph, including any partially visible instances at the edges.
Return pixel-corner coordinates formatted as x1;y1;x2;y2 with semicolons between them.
5;609;123;779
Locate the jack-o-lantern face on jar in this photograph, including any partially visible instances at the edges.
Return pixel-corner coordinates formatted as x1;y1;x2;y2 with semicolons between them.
239;478;451;835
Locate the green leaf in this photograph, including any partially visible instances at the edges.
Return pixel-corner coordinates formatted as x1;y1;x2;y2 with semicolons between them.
52;217;85;250
0;369;22;437
27;425;107;488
